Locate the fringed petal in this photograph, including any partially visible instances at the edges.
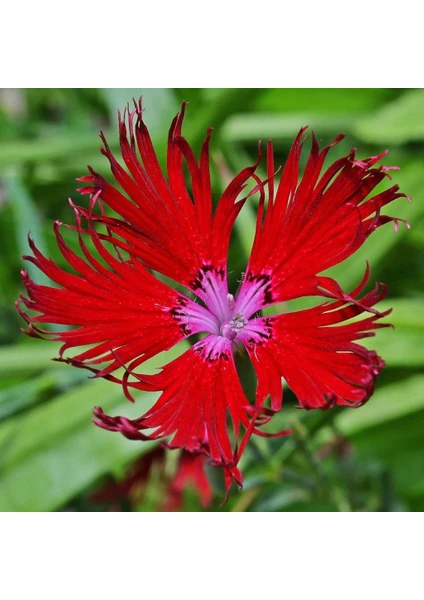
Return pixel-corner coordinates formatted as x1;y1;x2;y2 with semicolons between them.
77;99;261;292
17;209;218;384
239;282;391;411
92;335;267;492
239;130;409;309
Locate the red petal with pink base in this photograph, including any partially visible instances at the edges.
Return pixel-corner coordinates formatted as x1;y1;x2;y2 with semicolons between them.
77;100;260;292
93;336;258;487
16;212;214;384
240;282;391;411
240;131;408;308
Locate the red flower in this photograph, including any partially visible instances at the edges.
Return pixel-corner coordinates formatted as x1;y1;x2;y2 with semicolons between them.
91;446;166;511
91;447;213;511
17;99;408;493
165;450;213;511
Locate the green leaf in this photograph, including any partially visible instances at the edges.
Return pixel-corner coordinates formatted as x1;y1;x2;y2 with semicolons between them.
336;375;424;436
3;173;47;274
0;342;63;377
0;342;188;511
0;404;156;512
348;413;424;502
223;113;358;144
360;298;424;367
0;132;115;171
0;367;89;422
332;376;424;505
354;89;424;144
363;329;424;367
255;88;394;114
251;488;310;512
377;299;424;329
409;217;424;248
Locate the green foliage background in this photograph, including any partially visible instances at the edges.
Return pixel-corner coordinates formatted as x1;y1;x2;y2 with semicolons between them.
0;88;423;512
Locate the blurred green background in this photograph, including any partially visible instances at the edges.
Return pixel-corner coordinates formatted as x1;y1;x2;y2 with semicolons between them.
0;88;423;512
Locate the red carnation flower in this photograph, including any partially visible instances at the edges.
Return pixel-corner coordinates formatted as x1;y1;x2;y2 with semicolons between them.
17;99;408;494
91;447;213;511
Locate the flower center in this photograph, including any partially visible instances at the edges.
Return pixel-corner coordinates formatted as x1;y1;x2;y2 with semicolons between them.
220;311;248;341
171;271;252;341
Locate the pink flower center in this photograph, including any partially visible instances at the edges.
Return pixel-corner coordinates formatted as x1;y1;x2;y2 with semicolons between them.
172;268;270;345
220;311;248;341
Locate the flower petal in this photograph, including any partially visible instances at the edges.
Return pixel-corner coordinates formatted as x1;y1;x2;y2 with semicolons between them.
239;282;391;410
16;209;217;385
239;131;408;310
93;335;258;482
167;451;213;510
77;99;260;292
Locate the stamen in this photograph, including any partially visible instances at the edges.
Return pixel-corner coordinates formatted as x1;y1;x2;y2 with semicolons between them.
227;293;235;311
221;312;248;341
